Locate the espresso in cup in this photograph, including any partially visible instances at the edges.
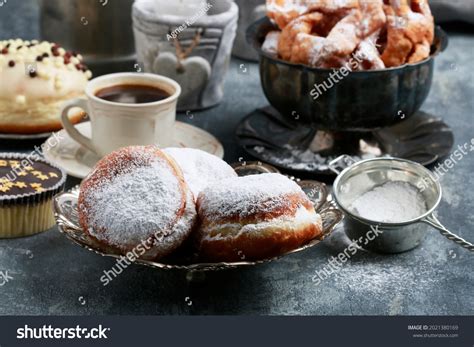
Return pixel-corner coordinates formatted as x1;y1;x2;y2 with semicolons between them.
95;84;171;104
60;73;181;157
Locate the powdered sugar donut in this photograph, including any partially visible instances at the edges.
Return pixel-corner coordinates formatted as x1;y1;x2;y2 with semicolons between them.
78;146;196;261
163;148;237;199
196;173;323;262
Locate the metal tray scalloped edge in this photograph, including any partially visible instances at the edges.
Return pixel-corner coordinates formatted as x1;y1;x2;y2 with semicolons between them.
54;183;343;271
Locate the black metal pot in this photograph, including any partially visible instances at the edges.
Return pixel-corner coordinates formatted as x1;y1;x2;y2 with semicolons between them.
247;17;448;131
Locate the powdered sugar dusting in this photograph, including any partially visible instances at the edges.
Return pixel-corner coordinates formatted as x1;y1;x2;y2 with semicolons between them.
81;155;184;250
332;260;441;298
252;141;380;172
267;0;357;15
164;147;236;199
350;181;427;223
267;0;307;15
353;29;385;70
262;31;281;55
197;173;306;221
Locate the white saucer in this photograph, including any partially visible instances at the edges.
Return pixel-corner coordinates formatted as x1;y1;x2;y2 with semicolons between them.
0;131;52;140
43;121;224;179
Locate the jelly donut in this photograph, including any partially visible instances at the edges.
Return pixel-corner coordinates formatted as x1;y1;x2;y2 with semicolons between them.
163;147;237;200
196;173;323;262
78;146;196;261
0;39;91;134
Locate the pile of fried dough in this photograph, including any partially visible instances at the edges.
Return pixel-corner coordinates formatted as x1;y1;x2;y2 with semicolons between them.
263;0;435;70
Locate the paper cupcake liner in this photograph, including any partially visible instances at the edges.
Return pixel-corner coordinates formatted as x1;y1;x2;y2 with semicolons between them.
0;200;56;238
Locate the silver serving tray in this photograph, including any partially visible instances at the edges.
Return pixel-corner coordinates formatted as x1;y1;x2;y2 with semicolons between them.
53;172;343;271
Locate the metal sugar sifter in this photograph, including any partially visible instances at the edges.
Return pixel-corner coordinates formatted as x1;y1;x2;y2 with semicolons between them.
329;156;473;253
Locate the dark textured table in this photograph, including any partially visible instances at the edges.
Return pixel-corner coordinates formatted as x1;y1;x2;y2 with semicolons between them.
0;1;473;315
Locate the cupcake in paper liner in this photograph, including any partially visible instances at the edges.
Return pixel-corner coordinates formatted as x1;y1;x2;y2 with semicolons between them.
0;153;66;238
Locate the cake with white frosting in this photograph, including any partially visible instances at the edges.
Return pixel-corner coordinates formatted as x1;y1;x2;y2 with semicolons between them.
0;39;92;134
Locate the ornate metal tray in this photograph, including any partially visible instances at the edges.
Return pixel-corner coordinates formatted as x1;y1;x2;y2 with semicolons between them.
53;166;343;271
236;107;454;175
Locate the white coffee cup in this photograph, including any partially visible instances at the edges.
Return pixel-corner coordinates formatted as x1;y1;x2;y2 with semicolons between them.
60;73;181;157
